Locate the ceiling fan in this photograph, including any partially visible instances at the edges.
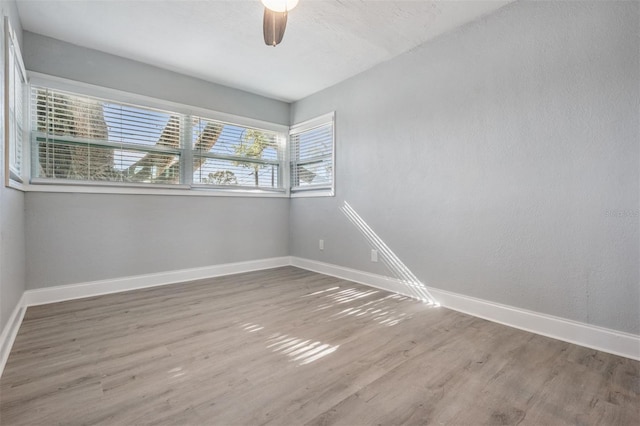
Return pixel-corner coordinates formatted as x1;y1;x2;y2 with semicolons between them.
262;0;299;47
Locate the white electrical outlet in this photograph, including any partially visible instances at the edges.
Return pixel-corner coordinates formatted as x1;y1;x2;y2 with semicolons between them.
371;249;378;262
319;239;324;250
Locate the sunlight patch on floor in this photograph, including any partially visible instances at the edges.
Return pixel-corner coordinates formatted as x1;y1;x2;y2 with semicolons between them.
239;323;339;366
330;294;412;326
301;287;415;327
266;334;340;366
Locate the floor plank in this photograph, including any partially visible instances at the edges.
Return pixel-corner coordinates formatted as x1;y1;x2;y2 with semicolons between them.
1;266;638;425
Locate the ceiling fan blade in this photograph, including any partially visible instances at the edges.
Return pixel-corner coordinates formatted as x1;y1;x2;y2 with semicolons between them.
263;7;288;47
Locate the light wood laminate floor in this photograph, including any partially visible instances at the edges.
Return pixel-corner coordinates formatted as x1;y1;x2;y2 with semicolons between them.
1;267;638;425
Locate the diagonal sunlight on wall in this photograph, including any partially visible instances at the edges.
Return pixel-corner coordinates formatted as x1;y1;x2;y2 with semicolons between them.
340;201;438;305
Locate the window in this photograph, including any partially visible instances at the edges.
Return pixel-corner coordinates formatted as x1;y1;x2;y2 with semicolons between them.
191;115;282;190
4;17;26;185
290;112;335;196
33;87;182;184
30;84;286;193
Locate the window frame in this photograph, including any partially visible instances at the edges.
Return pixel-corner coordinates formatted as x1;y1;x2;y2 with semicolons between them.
26;72;290;198
4;16;27;188
289;112;335;198
188;114;286;192
32;88;185;186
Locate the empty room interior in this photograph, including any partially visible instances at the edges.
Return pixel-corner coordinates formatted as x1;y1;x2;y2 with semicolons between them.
0;0;638;424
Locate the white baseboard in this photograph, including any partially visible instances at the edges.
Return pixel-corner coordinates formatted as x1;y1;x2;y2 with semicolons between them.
291;256;423;297
0;293;27;379
428;287;640;361
1;256;291;378
24;256;291;306
291;257;640;361
2;255;637;380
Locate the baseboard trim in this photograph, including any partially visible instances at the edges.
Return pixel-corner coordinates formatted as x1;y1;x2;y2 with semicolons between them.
291;256;424;298
3;255;637;379
429;287;640;361
2;257;292;379
23;256;292;306
0;293;27;379
290;257;640;361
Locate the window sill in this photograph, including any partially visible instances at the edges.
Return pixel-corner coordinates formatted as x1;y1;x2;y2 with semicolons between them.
22;181;290;198
6;179;27;192
291;189;335;198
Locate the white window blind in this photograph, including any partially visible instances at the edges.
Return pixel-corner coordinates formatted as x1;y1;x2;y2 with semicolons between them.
5;16;26;183
290;113;334;193
32;87;182;184
30;83;286;192
191;116;282;190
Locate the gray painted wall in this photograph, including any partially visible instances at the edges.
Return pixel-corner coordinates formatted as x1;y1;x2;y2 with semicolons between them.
8;0;639;339
26;194;289;289
0;0;26;332
0;189;25;328
22;30;291;290
290;1;640;334
23;31;290;125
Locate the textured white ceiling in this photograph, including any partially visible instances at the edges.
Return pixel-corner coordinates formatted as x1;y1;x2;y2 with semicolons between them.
16;0;513;102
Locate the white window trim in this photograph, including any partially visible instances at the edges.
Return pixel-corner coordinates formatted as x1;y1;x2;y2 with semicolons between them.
4;16;27;189
290;111;335;198
25;180;287;198
25;72;291;198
